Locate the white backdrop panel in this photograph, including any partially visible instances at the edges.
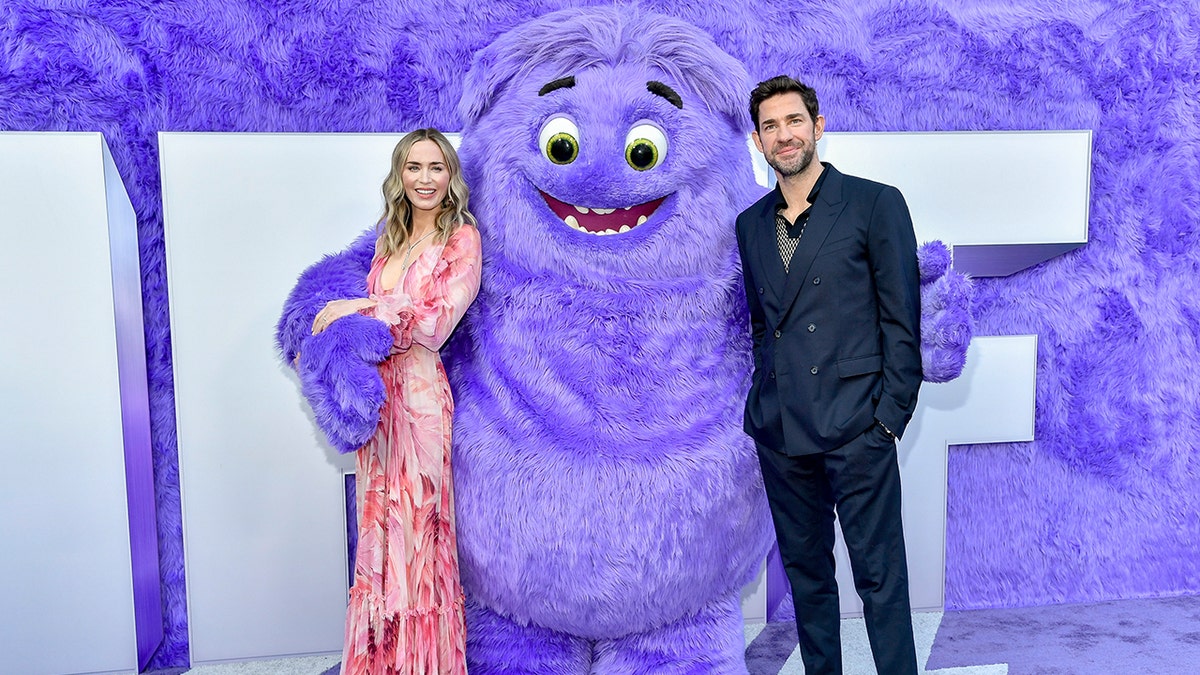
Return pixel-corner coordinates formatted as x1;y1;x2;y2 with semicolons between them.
0;132;138;674
162;133;421;662
820;131;1091;246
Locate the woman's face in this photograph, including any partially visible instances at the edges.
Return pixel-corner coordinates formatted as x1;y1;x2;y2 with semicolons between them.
402;139;451;214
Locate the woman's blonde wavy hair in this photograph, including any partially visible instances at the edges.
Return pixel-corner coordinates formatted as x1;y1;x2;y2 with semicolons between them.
375;128;476;257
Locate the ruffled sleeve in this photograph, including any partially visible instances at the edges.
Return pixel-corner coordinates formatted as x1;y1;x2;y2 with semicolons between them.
369;226;481;353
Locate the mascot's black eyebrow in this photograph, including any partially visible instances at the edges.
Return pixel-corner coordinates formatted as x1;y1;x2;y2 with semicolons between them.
647;81;683;109
537;76;683;109
538;76;576;96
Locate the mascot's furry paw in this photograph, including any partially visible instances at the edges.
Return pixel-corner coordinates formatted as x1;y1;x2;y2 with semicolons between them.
297;314;392;452
918;240;973;383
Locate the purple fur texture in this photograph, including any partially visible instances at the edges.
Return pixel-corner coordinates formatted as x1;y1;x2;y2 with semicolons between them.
295;313;392;452
449;6;772;666
277;230;387;451
918;240;952;285
276;230;377;365
930;2;1200;610
918;241;973;383
464;599;592;674
8;0;1200;664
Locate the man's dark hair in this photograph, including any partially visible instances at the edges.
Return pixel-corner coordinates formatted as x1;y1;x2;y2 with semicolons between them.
749;76;819;131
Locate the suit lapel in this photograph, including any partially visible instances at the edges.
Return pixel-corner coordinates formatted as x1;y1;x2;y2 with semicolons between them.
753;191;788;302
777;167;847;322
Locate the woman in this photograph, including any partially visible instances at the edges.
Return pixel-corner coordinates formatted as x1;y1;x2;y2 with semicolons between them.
312;128;480;674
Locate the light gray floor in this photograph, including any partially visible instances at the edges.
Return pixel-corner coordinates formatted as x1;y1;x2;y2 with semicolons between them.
164;612;1008;674
742;611;1007;675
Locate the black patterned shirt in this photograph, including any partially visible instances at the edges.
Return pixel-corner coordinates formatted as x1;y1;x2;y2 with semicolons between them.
775;164;828;273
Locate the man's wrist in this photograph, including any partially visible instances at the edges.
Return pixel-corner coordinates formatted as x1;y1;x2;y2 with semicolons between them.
876;419;897;440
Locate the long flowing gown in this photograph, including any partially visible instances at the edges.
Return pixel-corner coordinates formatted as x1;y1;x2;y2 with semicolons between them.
342;225;481;675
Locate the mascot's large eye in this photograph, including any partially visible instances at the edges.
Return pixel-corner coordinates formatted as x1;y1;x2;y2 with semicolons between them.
624;122;668;171
538;116;580;165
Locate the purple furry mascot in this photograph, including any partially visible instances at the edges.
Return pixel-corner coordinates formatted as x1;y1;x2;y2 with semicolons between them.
277;6;971;673
447;8;772;673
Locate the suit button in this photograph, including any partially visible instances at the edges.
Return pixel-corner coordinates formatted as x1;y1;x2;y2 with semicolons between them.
758;287;765;294
807;323;816;332
810;366;819;375
774;330;782;338
769;371;776;379
812;277;821;285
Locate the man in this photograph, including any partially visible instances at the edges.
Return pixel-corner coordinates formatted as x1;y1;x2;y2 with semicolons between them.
736;75;922;675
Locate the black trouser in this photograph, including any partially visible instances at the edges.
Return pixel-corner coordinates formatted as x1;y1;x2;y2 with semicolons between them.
757;424;918;675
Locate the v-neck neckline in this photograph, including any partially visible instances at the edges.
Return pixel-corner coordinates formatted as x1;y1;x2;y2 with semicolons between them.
377;238;442;294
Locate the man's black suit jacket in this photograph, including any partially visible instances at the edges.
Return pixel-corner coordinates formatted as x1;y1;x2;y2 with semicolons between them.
736;163;922;456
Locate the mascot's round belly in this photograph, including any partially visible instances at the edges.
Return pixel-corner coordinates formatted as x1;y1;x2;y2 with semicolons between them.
449;283;769;638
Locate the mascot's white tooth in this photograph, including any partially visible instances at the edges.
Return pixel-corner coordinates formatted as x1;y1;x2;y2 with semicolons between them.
565;215;583;230
593;207;615;215
619;225;631;233
623;206;632;211
637;215;648;226
574;205;590;214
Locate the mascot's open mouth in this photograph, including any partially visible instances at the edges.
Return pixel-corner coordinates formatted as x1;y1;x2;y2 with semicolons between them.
540;190;666;235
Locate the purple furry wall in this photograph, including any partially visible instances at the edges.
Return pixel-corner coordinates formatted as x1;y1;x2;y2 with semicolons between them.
3;0;1197;666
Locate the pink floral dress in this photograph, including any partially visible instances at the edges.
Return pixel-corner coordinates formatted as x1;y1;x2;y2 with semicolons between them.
342;225;481;675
